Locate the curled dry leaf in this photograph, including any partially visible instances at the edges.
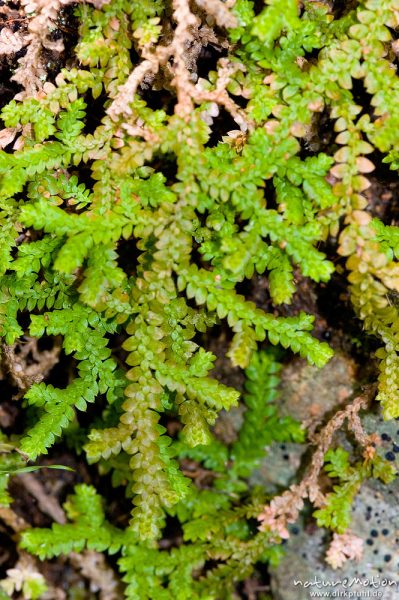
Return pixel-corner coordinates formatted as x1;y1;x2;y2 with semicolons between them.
0;127;21;149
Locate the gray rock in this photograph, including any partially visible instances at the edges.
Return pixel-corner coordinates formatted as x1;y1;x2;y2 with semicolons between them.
270;414;399;600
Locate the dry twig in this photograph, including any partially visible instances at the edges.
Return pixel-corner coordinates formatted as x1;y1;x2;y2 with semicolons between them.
1;337;61;397
107;0;250;130
21;473;67;524
194;0;238;28
258;391;375;539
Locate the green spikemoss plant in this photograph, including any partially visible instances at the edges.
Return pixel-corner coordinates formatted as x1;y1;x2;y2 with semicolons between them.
0;0;398;596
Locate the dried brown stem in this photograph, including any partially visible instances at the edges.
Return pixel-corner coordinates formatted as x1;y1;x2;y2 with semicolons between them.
20;473;67;525
108;0;250;129
194;0;238;28
258;390;375;539
0;506;29;533
107;59;161;120
13;0;110;98
194;58;249;130
70;551;122;600
1;337;61;397
170;0;200;117
304;393;371;496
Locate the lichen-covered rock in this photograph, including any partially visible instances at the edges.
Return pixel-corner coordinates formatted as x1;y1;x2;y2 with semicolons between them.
271;414;399;600
279;353;356;422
